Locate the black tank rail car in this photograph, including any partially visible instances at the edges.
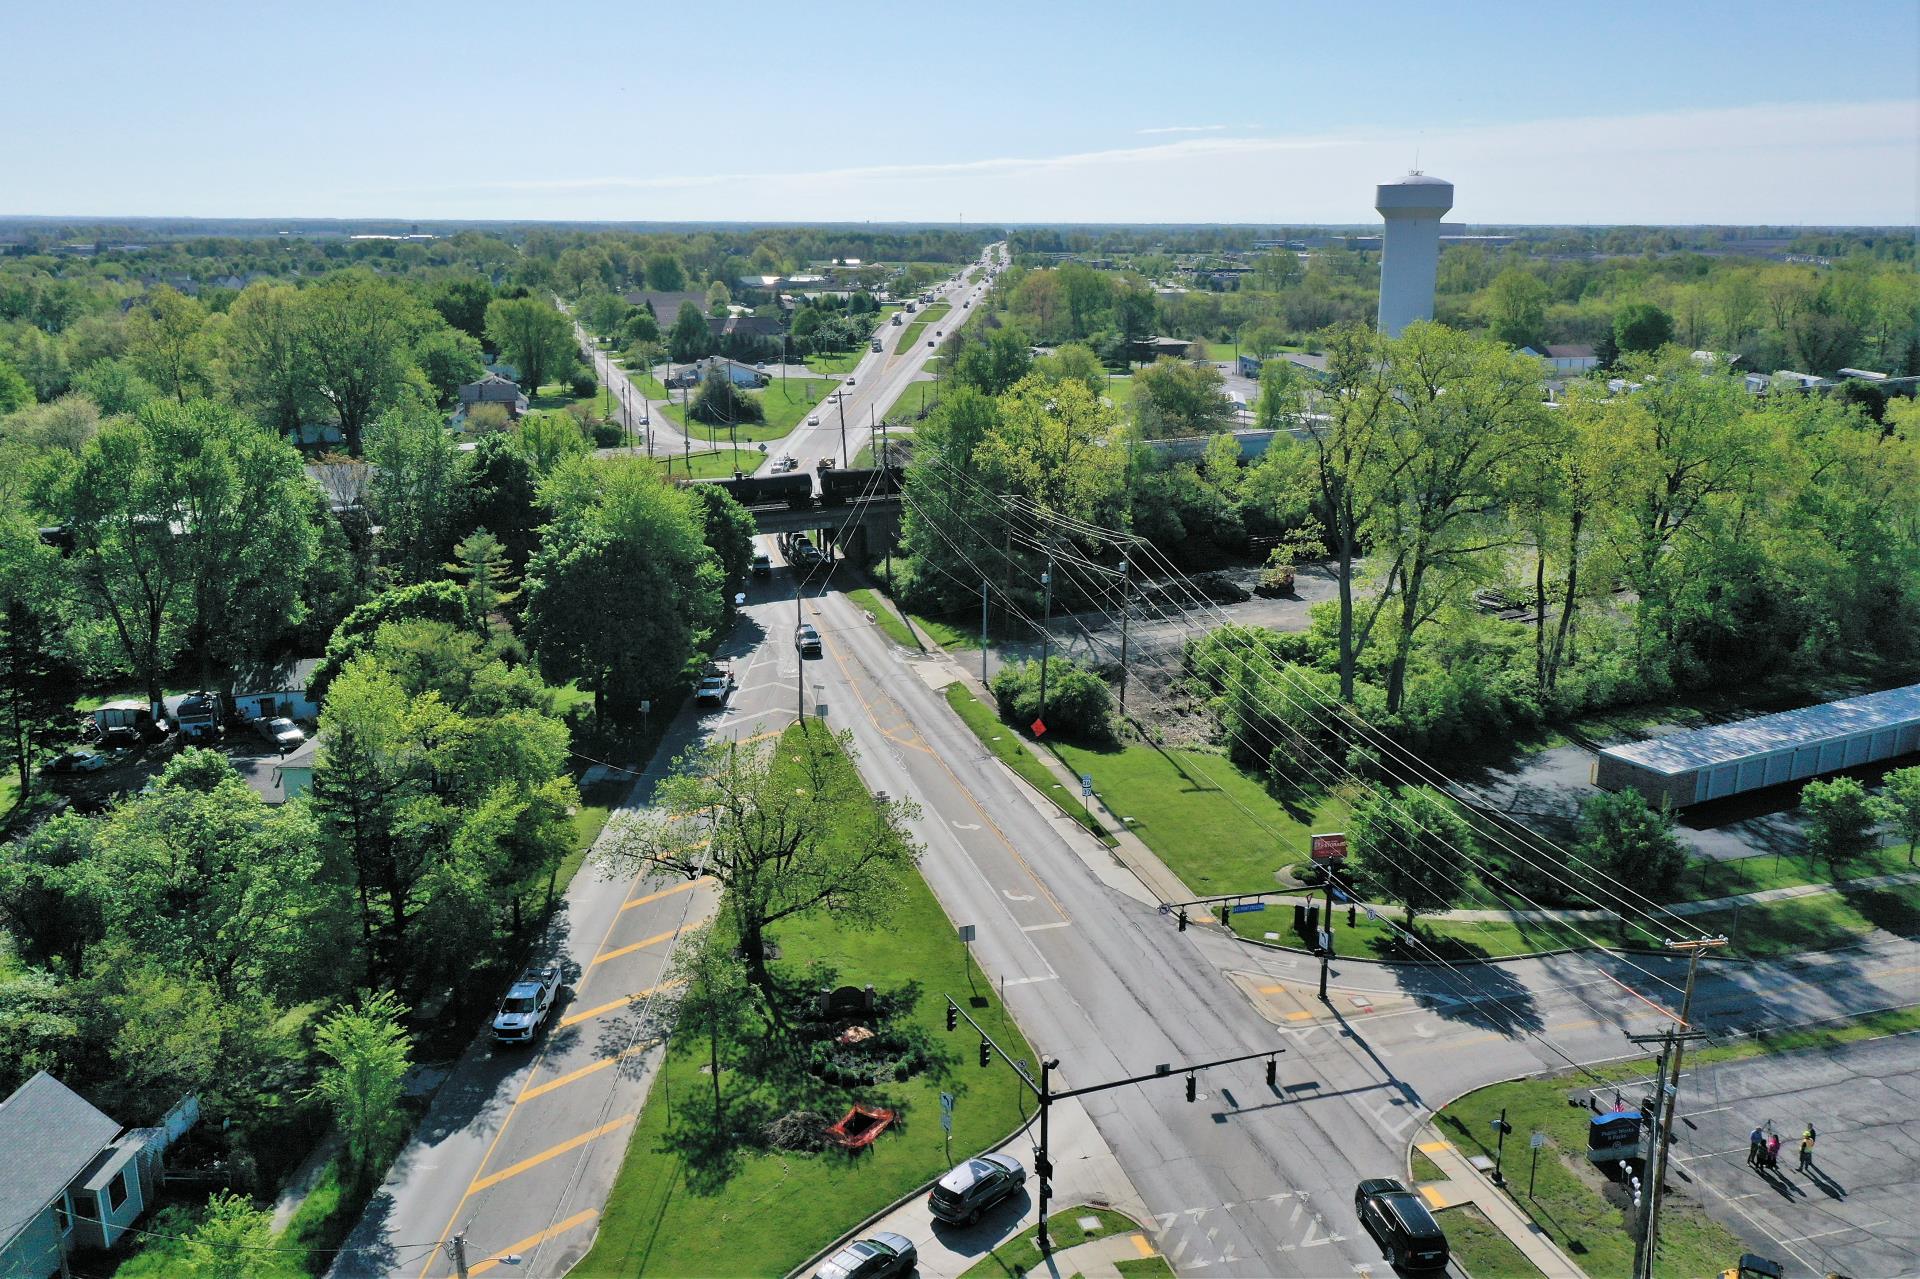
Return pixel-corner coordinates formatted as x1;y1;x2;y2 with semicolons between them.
691;466;904;510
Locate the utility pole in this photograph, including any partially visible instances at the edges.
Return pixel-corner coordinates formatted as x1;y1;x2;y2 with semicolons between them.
981;577;990;686
1627;935;1723;1279
1035;554;1055;729
1318;866;1336;1001
836;384;850;467
451;1232;469;1279
796;567;806;726
1117;557;1132;710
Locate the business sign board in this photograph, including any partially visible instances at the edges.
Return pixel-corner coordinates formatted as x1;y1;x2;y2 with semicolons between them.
1310;832;1349;863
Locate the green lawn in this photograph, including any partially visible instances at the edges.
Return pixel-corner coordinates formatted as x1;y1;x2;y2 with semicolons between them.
1115;1258;1175;1278
943;684;1113;844
1434;1072;1746;1279
912;611;982;650
1048;742;1345;897
1686;879;1920;959
1102;375;1134;408
803;350;864;375
882;378;940;426
960;1207;1144;1278
847;587;920;649
1225;889;1606;960
1410;1149;1445;1183
575;724;1040;1279
648;447;765;480
1436;1204;1544;1279
1676;842;1914;900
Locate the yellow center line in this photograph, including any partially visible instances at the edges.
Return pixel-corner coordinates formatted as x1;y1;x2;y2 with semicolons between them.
415;862;646;1279
561;981;681;1028
467;1115;636;1194
1129;1234;1155;1259
521;1043;652;1102
468;1210;600;1277
621;878;712;912
589;929;678;966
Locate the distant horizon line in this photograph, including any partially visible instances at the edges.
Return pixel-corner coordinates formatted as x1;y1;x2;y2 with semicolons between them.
3;214;1912;232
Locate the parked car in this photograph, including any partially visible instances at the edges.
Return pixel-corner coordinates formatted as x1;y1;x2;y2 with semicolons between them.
1353;1178;1449;1271
492;966;563;1044
752;552;772;577
812;1234;917;1279
45;750;108;775
928;1153;1025;1224
254;717;307;752
795;624;823;658
99;724;141;748
695;664;734;705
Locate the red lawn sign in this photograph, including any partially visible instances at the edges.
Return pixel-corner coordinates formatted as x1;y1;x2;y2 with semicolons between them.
1310;832;1348;863
1031;719;1047;736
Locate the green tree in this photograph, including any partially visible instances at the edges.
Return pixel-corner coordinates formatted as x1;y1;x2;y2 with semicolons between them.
0;358;32;414
1800;776;1885;878
1349;783;1476;929
1613;301;1675;354
454;434;543;567
688;483;757;608
126;286;213;404
689;368;764;427
1253;354;1304;432
1242;323;1288;360
484;297;575;392
367;406;460;585
1882;767;1920;866
667;922;751;1126
309;989;412;1188
516;410;591;474
182;1192;299;1279
645;254;687;291
523;457;722;723
412;326;486;407
669;300;714;362
1576;789;1685;896
309;579;472;704
445;529;520;629
1132;357;1235;438
1485;268;1548;348
603;725;919;1021
429;274;494;339
947;324;1033;397
222;282;314;435
0;519;76;799
297;272;433;456
0;816;105;975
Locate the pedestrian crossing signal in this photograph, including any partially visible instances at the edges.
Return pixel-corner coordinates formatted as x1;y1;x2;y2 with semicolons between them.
979;1039;992;1068
946;1004;958;1032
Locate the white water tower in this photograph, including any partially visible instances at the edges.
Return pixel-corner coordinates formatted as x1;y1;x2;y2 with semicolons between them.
1375;172;1453;337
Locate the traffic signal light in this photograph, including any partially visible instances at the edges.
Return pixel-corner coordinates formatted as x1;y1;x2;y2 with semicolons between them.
979;1039;992;1068
1266;1057;1278;1088
1185;1074;1197;1103
946;1003;958;1032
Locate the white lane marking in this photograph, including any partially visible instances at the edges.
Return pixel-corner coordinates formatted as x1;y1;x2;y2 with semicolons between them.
953;821;981;830
1003;975;1059;986
1021;921;1073;932
1779;1220;1889;1243
1002;890;1036;902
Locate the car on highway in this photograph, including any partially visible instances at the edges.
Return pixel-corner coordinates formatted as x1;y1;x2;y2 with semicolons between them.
772;454;798;473
695;663;734;705
1354;1178;1449;1271
807;414;820;426
752;552;772;577
255;716;307;752
812;1233;917;1279
926;340;935;347
869;339;883;352
795;623;823;657
491;966;562;1044
845;377;856;388
45;750;109;775
928;1153;1025;1224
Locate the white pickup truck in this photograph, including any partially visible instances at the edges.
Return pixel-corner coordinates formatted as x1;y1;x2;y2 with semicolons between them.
491;966;562;1045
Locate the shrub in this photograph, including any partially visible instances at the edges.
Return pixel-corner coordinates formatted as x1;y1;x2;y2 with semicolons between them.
990;657;1116;745
592;420;625;447
690;370;765;426
568;369;597;398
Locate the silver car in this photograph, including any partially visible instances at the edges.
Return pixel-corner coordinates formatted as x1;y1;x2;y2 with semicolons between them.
812;1233;917;1279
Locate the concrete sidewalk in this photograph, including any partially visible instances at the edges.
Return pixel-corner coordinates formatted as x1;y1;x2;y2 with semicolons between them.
1413;1132;1584;1279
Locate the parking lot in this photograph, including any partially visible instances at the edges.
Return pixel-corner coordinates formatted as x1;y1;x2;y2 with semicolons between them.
1673;1032;1920;1278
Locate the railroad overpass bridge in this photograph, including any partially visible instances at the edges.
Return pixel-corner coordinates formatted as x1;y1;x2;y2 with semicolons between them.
746;495;903;553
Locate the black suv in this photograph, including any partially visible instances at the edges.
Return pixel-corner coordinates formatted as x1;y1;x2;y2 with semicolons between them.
1354;1178;1449;1271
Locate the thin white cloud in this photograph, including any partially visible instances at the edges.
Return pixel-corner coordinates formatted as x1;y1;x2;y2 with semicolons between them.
386;99;1917;226
1137;124;1231;135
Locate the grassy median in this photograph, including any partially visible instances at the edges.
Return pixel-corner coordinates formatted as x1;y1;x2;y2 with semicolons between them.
575;725;1039;1278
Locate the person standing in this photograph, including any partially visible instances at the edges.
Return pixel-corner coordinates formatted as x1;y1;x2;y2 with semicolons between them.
1766;1132;1781;1170
1798;1126;1816;1172
1748;1125;1765;1167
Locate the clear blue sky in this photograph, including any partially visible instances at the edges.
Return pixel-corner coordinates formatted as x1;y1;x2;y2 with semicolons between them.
11;0;1917;223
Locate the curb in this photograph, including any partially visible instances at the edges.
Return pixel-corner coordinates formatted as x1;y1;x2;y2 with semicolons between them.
781;1109;1040;1279
1221;920;1759;968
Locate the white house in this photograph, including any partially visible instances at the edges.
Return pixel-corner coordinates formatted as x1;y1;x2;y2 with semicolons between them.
276;734;321;802
233;657;322;723
0;1074;166;1279
1542;344;1599;373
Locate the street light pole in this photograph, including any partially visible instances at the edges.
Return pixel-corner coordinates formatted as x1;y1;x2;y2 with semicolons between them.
1036;557;1054;729
1117;557;1132;710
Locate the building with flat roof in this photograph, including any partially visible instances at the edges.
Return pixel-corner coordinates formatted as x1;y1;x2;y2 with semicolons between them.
1593;683;1920;808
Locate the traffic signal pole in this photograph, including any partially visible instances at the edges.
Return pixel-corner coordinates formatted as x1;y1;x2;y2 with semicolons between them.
946;996;1281;1255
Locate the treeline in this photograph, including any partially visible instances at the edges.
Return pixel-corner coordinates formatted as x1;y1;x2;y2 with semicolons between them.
905;320;1920;761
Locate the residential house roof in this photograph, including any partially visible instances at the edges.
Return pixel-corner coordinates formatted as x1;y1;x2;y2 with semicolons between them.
712;314;783;339
459;373;525;404
234;657;321;697
1544;344;1596;359
0;1073;122;1251
620;290;708;321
